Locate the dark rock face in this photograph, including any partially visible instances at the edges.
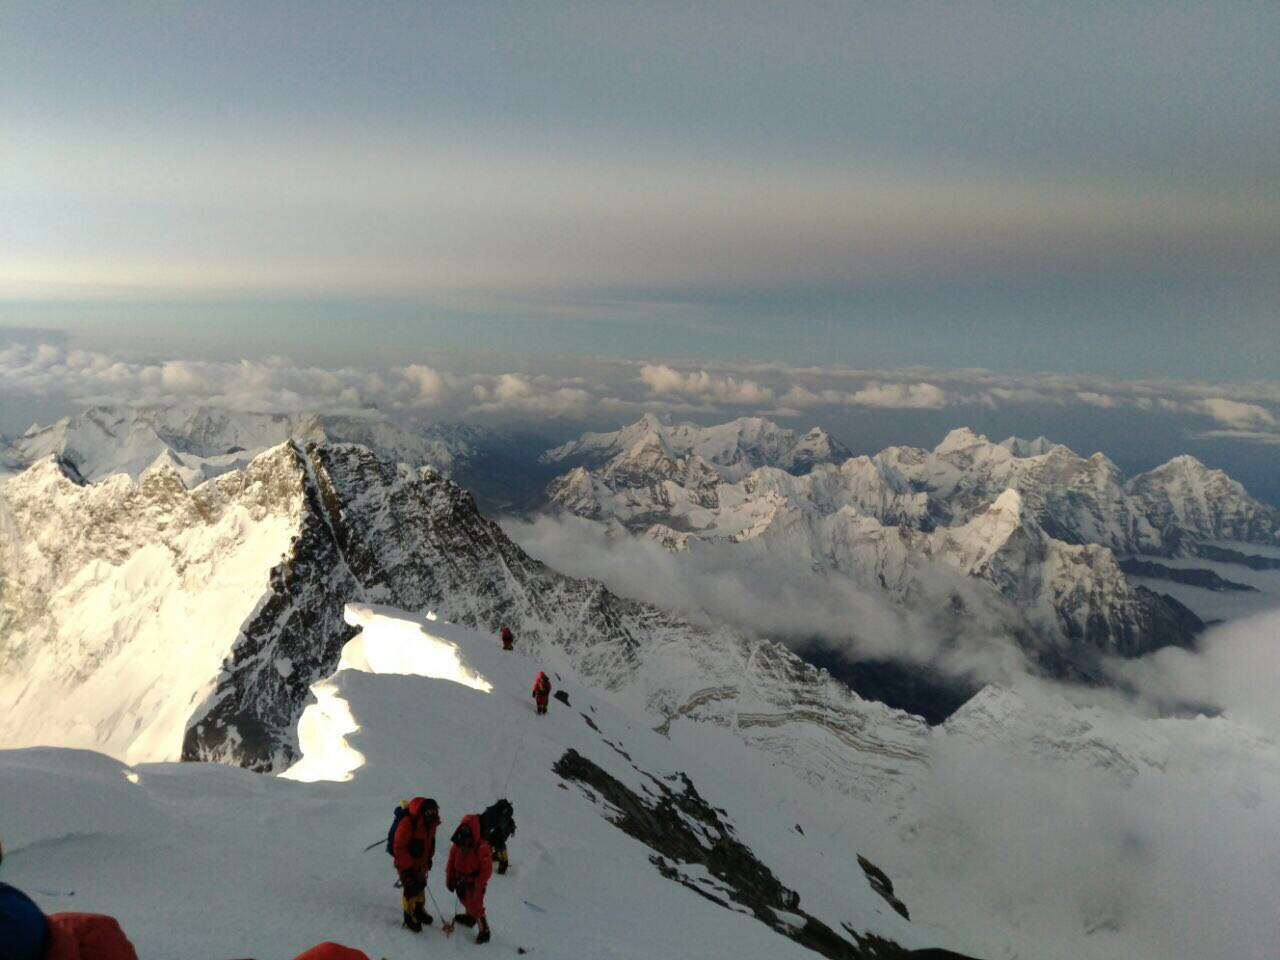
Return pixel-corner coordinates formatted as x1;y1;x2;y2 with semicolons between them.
555;748;917;960
182;452;364;769
1129;457;1280;549
554;741;982;960
858;854;910;921
970;518;1203;671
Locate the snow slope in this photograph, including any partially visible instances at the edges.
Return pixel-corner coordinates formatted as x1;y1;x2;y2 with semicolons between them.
0;452;303;763
0;606;953;960
4;605;1277;960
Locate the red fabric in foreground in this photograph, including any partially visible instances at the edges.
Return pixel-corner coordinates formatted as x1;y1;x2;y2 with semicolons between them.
292;942;371;960
44;913;139;960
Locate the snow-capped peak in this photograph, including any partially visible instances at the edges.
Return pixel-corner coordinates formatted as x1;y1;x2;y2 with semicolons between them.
987;487;1026;526
936;488;1028;572
934;426;990;454
542;414;849;480
1;403;488;489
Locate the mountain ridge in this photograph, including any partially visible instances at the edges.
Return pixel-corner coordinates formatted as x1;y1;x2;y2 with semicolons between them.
0;440;928;806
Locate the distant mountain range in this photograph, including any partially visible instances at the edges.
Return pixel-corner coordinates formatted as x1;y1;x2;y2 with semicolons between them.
542;415;1279;687
4;405;1276;743
3;404;1278;958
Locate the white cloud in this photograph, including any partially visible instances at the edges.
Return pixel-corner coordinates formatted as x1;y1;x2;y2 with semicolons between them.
778;385;827;408
400;364;447;404
1194;429;1280;446
1198;397;1278;430
501;512;1020;681
848;381;949;409
5;340;1280;445
637;363;691;394
639;364;775;405
0;340;599;420
1076;390;1118;408
779;380;950;410
467;374;592;417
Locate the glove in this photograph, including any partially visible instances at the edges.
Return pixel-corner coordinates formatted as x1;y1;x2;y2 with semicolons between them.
408;839;424;858
446;879;455;893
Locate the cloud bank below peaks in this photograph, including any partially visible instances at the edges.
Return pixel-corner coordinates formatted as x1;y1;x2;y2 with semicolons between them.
2;340;1278;446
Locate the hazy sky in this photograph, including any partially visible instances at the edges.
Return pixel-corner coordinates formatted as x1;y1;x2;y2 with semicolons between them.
2;1;1278;376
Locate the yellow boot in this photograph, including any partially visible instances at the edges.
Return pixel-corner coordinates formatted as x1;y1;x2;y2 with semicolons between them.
402;889;426;932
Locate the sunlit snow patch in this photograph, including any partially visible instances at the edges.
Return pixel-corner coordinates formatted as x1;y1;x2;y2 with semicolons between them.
281;603;492;782
336;604;493;693
282;679;365;783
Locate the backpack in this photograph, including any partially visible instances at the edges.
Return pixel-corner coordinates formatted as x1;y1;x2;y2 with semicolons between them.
479;799;516;844
385;801;411;856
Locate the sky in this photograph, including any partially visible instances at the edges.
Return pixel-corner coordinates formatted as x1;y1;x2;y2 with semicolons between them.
1;2;1277;501
1;1;1277;378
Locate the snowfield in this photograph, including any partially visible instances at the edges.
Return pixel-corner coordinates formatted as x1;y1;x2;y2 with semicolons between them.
4;605;1280;960
4;419;1280;960
0;606;937;960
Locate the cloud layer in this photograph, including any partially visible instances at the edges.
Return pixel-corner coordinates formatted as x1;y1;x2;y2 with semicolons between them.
4;340;1279;450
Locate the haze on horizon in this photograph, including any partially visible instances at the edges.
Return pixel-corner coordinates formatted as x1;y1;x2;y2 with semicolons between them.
1;1;1277;380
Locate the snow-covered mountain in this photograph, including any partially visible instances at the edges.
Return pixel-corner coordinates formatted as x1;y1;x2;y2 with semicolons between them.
0;607;967;960
1;404;484;486
5;602;1277;960
4;428;1279;959
857;428;1277;552
549;422;1278;555
0;441;926;801
541;413;851;481
543;426;1215;679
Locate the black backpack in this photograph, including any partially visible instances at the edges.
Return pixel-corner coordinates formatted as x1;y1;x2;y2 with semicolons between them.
479;799;516;844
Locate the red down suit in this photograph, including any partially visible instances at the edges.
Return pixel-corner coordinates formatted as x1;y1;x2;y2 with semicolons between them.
392;797;439;873
445;814;493;919
532;672;551;708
